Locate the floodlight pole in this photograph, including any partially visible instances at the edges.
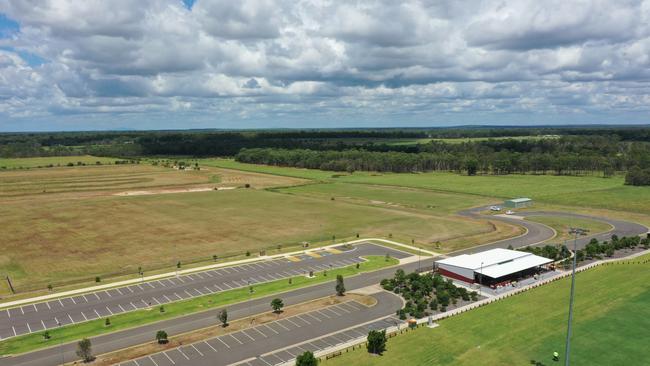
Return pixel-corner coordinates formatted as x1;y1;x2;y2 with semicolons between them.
479;261;483;297
564;227;588;366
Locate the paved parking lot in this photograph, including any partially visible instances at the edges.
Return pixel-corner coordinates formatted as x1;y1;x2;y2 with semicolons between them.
0;243;409;341
117;291;403;366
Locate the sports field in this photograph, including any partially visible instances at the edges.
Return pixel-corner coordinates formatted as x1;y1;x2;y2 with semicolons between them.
324;260;650;366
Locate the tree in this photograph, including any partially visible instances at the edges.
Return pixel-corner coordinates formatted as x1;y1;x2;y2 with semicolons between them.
105;318;111;326
42;331;50;340
296;351;318;366
367;330;387;355
218;309;228;327
76;338;94;362
335;274;346;296
271;298;284;313
156;330;169;344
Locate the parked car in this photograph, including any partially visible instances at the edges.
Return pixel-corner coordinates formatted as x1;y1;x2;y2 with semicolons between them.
505;210;515;215
490;206;501;211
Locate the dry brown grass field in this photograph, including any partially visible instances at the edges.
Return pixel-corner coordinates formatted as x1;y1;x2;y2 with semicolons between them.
0;162;517;296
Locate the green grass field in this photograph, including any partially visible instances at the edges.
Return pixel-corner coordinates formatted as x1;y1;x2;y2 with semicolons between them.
0;256;398;356
0;155;117;169
324;261;650;366
203;159;650;216
526;216;613;244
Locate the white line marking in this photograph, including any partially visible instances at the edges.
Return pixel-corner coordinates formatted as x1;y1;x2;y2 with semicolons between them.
116;288;124;295
118;304;126;312
216;337;231;349
296;315;311;325
263;324;279;334
6;309;10;318
137;284;144;291
94;309;101;318
147;282;155;289
252;327;268;338
191;344;204;356
305;313;322;322
316;310;331;319
130;302;138;310
105;290;112;297
163;294;172;302
148;356;159;366
106;306;113;315
284;318;301;328
184;290;193;298
26;322;32;333
240;329;256;341
229;334;244;345
12;326;16;337
45;302;51;310
177;348;190;360
20;307;24;315
204;340;218;353
82;295;88;302
81;312;88;321
162;351;176;364
68;314;74;323
274;321;291;331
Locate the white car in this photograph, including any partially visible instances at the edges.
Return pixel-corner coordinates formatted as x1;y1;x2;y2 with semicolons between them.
505;210;515;215
490;206;501;211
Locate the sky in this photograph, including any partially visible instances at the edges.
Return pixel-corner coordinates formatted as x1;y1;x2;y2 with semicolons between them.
0;0;649;131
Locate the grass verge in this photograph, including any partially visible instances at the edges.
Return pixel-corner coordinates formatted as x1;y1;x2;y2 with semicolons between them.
0;255;399;356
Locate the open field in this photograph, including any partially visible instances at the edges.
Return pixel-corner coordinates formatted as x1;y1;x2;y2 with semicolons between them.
324;260;650;366
202;160;650;216
0;155;118;169
527;215;613;244
0;170;491;294
0;256;398;356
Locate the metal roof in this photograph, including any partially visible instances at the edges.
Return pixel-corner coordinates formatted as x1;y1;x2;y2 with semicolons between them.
506;197;532;203
436;248;552;279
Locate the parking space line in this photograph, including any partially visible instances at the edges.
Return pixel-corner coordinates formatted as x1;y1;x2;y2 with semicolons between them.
184;290;193;298
106;306;114;315
148;356;159;366
147;282;155;289
130;301;138;309
204;271;214;278
252;327;268;338
118;304;127;312
163;294;172;302
240;329;256;341
216;337;231;349
214;284;223;291
190;343;204;356
304;312;322;322
263;324;279;334
284;318;302;328
203;340;218;353
95;309;101;318
162;351;176;364
229;334;244;345
26;322;32;333
137;284;144;291
295;315;311;325
116;288;124;295
68;314;74;323
176;348;190;360
12;326;16;336
70;297;76;305
273;321;291;331
325;307;342;316
316;310;331;319
335;304;351;314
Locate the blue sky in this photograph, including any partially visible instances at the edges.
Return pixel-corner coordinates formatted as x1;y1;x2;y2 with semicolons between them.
0;0;649;132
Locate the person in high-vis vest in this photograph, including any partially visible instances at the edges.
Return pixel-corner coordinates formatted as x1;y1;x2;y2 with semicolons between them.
553;351;559;361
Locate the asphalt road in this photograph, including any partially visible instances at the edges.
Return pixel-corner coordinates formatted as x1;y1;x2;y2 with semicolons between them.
456;206;648;254
118;291;403;366
0;243;409;342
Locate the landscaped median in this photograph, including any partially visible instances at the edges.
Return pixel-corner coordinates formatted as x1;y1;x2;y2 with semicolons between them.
0;255;399;356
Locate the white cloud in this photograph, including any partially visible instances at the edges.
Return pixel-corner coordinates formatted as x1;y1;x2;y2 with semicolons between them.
0;0;649;129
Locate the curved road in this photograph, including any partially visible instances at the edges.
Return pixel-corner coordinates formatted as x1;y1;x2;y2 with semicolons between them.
456;206;648;254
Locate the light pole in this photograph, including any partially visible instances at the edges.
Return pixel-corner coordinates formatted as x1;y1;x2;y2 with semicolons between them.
57;321;64;365
564;227;588;366
479;261;483;297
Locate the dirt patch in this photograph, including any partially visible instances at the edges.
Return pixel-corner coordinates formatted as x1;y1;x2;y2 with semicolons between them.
84;294;375;366
114;186;236;196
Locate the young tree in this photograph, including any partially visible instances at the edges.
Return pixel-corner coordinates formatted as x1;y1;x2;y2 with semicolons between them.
105;318;111;327
76;338;94;362
366;330;387;355
296;351;318;366
218;309;228;327
42;331;50;340
271;298;284;313
156;330;169;344
335;275;346;296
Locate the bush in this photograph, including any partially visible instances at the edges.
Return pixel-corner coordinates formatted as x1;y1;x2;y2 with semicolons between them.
367;330;387;355
156;330;169;344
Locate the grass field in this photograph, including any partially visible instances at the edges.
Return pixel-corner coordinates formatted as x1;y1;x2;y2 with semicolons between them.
203;159;650;216
0;172;491;294
527;216;613;244
0;256;398;356
0;155;118;169
324;260;650;366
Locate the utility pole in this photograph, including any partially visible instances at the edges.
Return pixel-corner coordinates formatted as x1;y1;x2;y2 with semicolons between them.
479;261;483;297
564;227;588;366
